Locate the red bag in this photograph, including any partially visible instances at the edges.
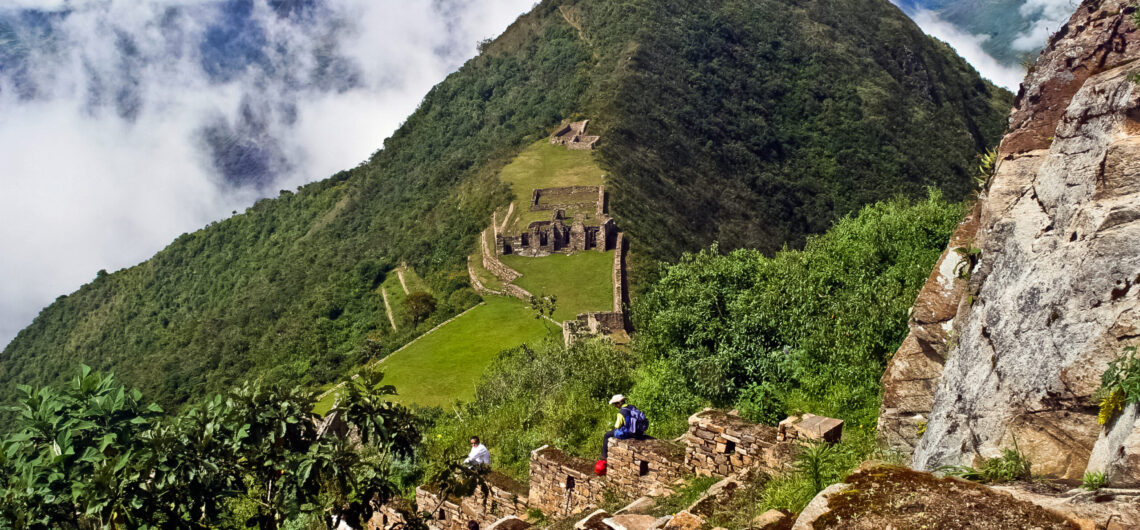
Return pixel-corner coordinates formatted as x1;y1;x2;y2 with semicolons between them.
595;459;607;476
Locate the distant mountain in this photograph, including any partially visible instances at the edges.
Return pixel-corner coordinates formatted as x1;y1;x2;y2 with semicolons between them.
0;0;1011;411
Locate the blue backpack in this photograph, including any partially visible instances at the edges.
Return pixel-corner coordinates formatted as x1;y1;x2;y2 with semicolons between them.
625;405;649;436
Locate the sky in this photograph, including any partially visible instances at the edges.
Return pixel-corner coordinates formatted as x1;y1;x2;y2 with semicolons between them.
0;0;1071;348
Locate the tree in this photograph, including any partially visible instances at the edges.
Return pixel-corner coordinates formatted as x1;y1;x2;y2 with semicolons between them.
405;292;437;326
529;293;558;333
0;366;421;529
529;293;557;320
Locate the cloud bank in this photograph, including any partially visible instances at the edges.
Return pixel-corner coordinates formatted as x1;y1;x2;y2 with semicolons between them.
0;0;535;348
905;7;1026;91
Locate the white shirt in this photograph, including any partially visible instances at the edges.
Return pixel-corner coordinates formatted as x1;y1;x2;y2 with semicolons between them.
465;443;491;466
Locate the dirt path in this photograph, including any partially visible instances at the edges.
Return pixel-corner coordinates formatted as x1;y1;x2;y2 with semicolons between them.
499;202;515;233
397;268;410;294
381;287;398;331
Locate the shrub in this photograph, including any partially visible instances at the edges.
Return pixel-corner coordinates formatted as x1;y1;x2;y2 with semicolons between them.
1098;346;1140;425
1081;471;1107;491
940;444;1032;483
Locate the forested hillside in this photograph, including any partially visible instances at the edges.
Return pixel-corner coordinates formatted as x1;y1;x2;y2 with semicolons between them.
1;0;1010;410
600;0;1011;258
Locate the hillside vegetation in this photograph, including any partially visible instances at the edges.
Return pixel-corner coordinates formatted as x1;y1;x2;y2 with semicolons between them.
425;193;964;485
2;0;1009;412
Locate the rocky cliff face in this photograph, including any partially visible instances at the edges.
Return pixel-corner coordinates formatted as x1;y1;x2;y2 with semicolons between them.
879;0;1140;483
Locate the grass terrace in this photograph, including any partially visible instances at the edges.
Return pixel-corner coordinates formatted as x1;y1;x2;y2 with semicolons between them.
500;250;614;321
314;297;553;413
498;139;605;233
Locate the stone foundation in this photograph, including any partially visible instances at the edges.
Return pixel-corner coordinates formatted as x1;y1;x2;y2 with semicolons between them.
684;409;787;476
416;471;530;530
606;438;687;497
527;445;606;519
550;120;600;150
412;410;843;529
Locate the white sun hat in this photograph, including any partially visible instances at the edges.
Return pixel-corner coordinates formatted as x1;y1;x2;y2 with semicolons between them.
609;394;626;404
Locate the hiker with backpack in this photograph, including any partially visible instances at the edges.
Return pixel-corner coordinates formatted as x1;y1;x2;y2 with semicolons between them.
599;394;648;463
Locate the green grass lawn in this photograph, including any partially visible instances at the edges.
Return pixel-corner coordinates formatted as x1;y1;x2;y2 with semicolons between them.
499;140;605;233
500;251;614;321
316;297;556;413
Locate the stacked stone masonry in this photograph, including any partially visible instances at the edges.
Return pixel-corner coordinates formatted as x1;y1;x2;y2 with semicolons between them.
777;414;843;444
497;208;613;257
531;186;602;212
684;409;790;477
605;437;687;497
416;471;530;530
550;120;599;150
527;445;607;519
401;411;842;530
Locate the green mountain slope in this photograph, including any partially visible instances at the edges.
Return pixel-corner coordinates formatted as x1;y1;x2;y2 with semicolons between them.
0;0;1010;410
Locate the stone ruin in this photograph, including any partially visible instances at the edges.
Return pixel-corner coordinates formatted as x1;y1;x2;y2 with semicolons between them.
549;120;599;150
496;186;615;258
379;410;843;529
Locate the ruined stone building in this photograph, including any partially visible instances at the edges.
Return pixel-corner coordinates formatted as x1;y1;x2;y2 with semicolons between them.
549;120;599;150
396;410;842;530
495;186;615;257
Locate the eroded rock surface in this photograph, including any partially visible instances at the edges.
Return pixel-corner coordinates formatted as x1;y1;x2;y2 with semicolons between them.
796;466;1081;529
902;0;1140;479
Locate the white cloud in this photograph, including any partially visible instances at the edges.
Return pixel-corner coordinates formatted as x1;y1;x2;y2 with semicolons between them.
903;7;1026;91
1013;0;1078;51
0;0;535;347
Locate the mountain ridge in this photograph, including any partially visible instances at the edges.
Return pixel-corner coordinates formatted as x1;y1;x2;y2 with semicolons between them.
2;0;1011;411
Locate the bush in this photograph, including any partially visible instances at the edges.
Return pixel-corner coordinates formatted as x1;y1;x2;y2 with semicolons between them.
1098;346;1140;425
1081;471;1107;491
940;445;1033;484
631;192;965;427
423;338;634;480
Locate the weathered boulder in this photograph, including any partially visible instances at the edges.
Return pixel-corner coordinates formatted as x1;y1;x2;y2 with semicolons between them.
992;484;1140;529
877;207;979;454
486;516;533;530
575;510;613;530
795;466;1081;529
900;0;1140;480
603;515;660;530
614;497;656;515
1086;402;1140;487
661;510;704;530
750;509;789;529
789;483;848;530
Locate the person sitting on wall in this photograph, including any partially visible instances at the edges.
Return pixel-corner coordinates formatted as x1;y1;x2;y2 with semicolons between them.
465;435;491;467
600;394;649;462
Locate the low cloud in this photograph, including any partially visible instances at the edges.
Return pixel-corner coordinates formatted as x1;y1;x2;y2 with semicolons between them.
1013;0;1078;51
897;5;1026;91
0;0;535;347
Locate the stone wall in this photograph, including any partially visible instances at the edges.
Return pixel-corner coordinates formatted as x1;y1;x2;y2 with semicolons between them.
366;502;411;529
527;445;606;519
684;409;788;477
606;437;687;497
550;120;600;150
530;186;602;212
612;232;625;313
416;472;530;530
482;228;521;283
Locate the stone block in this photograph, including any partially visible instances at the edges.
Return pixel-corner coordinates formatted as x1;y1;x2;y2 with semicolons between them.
575;510;613;530
604;515;660;530
663;511;704;530
751;509;789;529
